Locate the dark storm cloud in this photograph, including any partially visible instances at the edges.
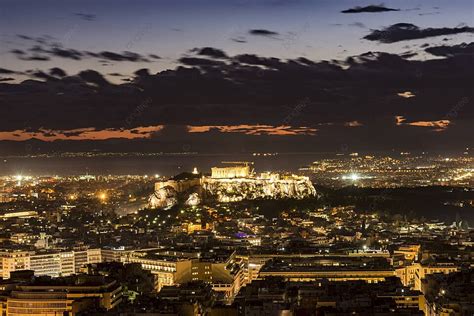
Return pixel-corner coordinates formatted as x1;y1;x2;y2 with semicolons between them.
41;131;57;137
74;13;96;21
16;34;55;45
233;54;282;68
11;35;156;63
425;42;474;57
10;49;25;55
78;70;110;86
21;55;51;61
231;37;247;43
418;11;440;16
295;57;316;66
62;130;86;137
364;23;474;43
31;70;58;81
17;34;33;41
86;51;151;62
399;51;417;58
134;68;150;77
0;68;16;74
341;4;400;13
249;29;279;37
0;46;473;152
49;47;83;60
179;57;226;67
191;47;229;59
49;68;67;78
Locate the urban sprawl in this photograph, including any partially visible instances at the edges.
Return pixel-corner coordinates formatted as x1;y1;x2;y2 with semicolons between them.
0;155;473;315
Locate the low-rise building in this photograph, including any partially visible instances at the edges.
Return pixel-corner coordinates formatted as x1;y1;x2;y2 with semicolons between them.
258;257;395;283
396;262;459;290
420;269;474;316
122;249;244;299
3;275;122;316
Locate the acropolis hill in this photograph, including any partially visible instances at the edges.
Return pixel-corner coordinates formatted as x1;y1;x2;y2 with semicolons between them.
149;163;316;209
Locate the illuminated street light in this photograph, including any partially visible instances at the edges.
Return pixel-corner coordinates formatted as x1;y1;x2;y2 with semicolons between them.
98;192;107;201
350;173;360;181
342;173;361;181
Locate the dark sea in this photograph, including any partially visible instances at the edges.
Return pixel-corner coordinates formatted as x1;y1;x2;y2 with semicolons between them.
0;153;327;177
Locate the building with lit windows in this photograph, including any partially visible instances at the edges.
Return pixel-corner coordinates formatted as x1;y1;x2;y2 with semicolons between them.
4;275;122;316
0;251;31;279
0;248;103;279
395;263;459;290
258;257;395;283
394;245;421;262
121;249;244;298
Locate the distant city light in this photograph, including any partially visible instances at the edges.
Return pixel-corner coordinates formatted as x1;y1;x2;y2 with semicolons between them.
350;173;360;181
342;173;361;181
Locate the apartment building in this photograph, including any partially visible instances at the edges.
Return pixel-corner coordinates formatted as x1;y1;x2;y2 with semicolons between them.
0;248;102;279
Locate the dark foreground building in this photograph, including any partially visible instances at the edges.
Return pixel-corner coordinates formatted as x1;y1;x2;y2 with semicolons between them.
0;274;122;315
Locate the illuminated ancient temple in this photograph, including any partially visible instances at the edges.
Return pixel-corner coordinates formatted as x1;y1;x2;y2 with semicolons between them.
211;163;252;179
149;162;316;208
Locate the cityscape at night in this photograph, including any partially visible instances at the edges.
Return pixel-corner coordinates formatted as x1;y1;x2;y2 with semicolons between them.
0;1;473;315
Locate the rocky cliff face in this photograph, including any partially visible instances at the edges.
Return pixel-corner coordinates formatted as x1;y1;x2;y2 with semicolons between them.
201;178;316;202
185;192;201;206
149;186;178;209
149;178;316;208
149;185;201;209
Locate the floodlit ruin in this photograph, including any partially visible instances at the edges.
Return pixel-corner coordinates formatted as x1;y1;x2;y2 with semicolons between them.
149;163;316;208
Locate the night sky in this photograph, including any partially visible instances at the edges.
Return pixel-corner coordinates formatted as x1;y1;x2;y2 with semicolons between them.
0;0;473;153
